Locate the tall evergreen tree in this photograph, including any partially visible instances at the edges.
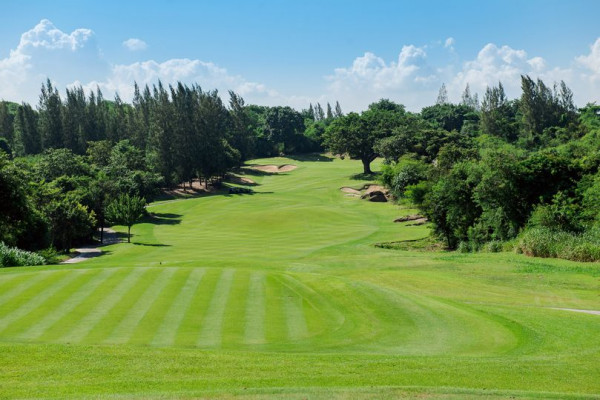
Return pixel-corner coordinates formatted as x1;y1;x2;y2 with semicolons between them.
38;79;63;150
14;104;41;155
334;101;343;118
0;102;15;148
326;102;333;119
436;83;449;105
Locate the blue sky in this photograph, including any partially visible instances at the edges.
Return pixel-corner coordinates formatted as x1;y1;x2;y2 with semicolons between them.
1;0;600;111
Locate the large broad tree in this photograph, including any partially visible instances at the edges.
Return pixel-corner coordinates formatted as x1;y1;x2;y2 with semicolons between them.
324;99;405;174
106;194;146;243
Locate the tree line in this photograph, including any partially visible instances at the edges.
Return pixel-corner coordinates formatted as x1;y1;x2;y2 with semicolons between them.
0;79;344;256
323;76;600;261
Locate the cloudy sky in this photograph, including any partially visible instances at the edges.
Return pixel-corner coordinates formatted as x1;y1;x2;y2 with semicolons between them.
1;0;600;112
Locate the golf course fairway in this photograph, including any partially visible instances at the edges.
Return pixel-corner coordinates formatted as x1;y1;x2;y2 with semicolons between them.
0;155;599;399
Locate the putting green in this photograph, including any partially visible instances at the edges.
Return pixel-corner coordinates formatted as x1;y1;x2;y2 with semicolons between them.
0;155;598;398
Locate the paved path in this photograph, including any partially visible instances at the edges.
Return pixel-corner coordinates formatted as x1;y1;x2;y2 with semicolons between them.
61;228;120;264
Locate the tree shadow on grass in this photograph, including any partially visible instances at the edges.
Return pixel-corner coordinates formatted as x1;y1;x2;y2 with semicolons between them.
132;242;171;247
286;153;334;162
237;167;275;177
144;212;183;225
349;171;381;181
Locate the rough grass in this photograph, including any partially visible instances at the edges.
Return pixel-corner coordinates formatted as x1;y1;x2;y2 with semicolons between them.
0;155;598;398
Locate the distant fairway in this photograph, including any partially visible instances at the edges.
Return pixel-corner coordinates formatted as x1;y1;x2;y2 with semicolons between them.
0;155;599;398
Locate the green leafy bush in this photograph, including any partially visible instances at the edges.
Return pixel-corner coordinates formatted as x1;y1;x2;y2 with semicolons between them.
0;242;46;267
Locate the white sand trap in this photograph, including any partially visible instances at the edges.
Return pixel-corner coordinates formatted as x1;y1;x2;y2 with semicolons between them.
250;164;297;173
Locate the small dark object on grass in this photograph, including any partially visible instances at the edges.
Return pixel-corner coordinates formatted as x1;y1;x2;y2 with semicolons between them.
229;187;254;194
361;190;387;202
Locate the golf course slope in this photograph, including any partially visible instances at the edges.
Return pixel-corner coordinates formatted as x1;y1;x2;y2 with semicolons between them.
0;155;599;399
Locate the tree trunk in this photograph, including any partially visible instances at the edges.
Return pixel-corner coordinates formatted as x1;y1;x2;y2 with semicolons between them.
361;158;372;174
127;225;131;243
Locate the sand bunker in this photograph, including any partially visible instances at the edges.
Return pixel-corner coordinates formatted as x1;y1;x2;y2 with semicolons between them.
228;175;256;185
250;164;297;173
363;184;386;194
340;184;390;202
341;187;362;195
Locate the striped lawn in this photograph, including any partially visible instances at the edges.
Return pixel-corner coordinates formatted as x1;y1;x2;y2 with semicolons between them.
0;155;598;398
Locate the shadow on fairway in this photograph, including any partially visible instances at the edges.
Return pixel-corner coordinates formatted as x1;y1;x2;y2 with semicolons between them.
223;190;274;197
237;167;275;176
132;242;171;247
287;153;334;162
349;171;381;181
145;212;183;225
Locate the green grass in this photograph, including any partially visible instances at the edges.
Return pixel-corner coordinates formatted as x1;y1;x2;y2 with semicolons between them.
0;155;599;398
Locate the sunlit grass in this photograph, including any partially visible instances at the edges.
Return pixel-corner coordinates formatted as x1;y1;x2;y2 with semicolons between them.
0;155;598;398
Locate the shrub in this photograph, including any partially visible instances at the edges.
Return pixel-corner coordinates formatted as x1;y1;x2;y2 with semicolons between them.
484;241;503;253
457;241;471;253
516;227;600;262
36;247;62;264
0;242;46;267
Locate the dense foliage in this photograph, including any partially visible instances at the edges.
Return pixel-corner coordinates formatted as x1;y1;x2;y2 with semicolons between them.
2;74;600;262
0;80;343;256
323;76;599;261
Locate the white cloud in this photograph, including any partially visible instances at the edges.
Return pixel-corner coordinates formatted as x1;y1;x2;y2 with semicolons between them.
326;45;439;110
0;19;105;103
122;38;147;51
0;19;293;108
444;37;455;51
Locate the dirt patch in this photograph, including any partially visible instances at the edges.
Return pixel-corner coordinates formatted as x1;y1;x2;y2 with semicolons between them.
250;164;297;173
163;179;219;197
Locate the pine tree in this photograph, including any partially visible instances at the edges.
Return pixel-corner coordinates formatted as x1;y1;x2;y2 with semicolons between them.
38;79;63;149
0;102;15;148
436;83;449;105
326;103;333;119
461;84;479;109
334;101;343;118
14;103;41;155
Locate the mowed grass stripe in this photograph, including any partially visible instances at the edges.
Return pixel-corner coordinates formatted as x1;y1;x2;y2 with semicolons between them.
221;270;250;347
174;268;221;346
244;272;266;345
0;273;28;296
84;269;161;343
279;276;308;341
42;268;139;342
0;273;53;308
264;274;287;343
104;268;176;344
16;268;116;341
0;271;84;334
150;268;205;347
60;268;146;344
196;269;235;348
278;274;344;341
